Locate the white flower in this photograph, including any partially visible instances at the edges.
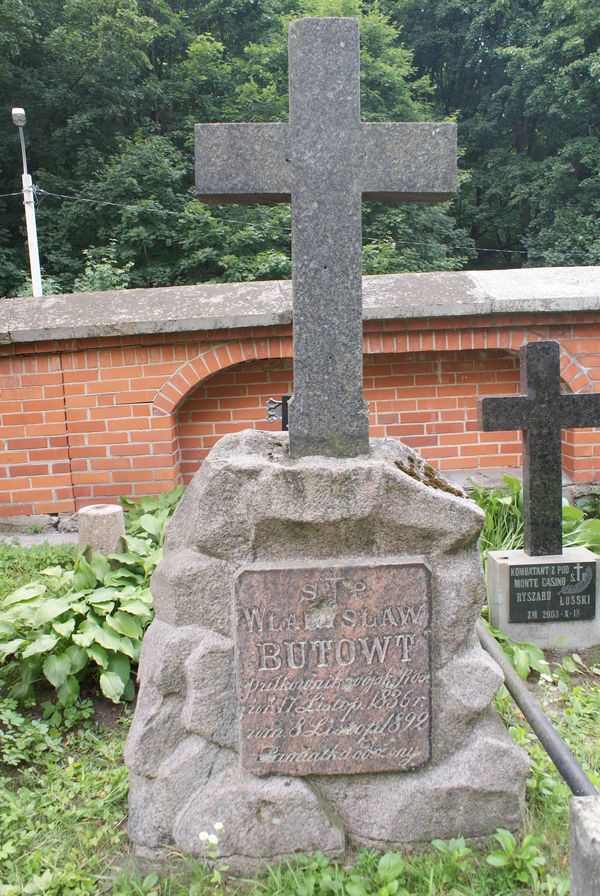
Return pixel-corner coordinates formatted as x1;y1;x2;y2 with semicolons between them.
199;831;209;842
214;822;224;832
207;834;219;845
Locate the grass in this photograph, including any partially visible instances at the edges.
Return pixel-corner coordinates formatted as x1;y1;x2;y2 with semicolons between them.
0;541;78;602
1;532;599;895
1;662;598;895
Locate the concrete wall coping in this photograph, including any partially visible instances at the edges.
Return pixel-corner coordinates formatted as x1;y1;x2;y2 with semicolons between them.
1;266;599;345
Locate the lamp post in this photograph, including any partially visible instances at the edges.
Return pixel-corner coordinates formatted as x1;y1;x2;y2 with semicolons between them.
11;107;43;297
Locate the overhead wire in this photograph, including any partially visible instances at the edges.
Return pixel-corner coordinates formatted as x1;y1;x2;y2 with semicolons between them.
3;184;530;257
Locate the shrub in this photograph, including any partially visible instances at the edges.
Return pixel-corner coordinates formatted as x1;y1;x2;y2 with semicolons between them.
0;488;183;706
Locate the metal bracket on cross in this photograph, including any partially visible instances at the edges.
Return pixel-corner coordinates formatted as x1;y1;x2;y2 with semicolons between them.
266;396;290;432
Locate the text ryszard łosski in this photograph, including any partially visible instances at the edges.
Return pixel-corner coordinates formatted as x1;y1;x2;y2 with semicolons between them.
509;561;596;623
234;562;432;776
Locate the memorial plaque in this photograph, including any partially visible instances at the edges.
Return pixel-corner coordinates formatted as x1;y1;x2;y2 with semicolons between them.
235;561;432;777
509;560;596;623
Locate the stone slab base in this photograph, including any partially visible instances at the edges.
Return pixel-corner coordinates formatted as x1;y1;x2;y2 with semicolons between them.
488;548;600;649
125;431;529;872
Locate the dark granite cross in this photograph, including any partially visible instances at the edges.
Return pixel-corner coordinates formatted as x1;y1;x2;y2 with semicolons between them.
479;341;600;556
195;17;456;458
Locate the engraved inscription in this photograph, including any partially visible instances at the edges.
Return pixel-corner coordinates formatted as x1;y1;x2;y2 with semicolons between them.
509;561;596;623
234;562;432;776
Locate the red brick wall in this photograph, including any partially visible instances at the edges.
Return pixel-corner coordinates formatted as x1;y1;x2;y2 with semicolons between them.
2;314;600;517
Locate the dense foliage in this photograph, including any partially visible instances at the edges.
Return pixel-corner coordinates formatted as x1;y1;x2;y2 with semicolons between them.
1;0;598;296
0;488;182;705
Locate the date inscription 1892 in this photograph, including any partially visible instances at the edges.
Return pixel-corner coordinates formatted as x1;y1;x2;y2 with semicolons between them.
234;561;432;776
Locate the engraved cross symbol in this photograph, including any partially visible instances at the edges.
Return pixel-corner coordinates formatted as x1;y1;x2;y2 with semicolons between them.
196;17;456;458
479;341;600;556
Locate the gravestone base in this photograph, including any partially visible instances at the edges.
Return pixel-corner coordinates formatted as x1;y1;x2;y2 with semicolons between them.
487;548;600;649
125;431;529;872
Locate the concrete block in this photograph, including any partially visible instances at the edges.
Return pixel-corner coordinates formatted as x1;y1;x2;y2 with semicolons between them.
571;796;600;896
78;504;125;557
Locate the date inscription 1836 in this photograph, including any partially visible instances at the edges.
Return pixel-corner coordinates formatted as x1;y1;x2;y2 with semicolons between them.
509;561;596;623
234;561;432;777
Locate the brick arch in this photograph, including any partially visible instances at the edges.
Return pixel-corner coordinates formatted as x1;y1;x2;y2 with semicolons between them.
152;336;294;417
155;328;596;483
174;346;528;483
153;327;593;419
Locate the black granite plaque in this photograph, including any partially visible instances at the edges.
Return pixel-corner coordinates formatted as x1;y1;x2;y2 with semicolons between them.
235;561;432;777
509;560;596;623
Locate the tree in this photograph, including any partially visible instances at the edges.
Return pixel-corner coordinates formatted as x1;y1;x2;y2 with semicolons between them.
385;0;600;267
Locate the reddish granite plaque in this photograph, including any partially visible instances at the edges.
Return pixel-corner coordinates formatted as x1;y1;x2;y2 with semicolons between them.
234;561;432;776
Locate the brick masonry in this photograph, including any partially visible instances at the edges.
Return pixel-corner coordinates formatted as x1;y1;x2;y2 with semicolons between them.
1;283;600;517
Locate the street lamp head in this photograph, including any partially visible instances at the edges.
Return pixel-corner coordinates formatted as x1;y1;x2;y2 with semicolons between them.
12;108;26;127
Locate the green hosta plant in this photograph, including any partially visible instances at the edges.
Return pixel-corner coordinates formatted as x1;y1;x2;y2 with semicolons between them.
469;475;524;563
470;475;600;561
0;488;183;706
484;621;549;681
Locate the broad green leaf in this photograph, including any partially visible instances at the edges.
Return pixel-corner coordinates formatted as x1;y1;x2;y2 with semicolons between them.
87;600;115;616
93;623;125;653
22;634;59;657
512;647;532;681
123;678;136;701
139;513;162;537
43;653;72;687
72;618;101;648
70;600;90;614
89;587;117;603
86;643;109;668
106;610;142;640
33;598;71;625
486;853;509;867
493;829;515;851
562;505;584;521
72;556;97;591
345;882;368;896
40;565;68;577
136;589;153;606
121;534;151;555
90;552;111;583
65;645;88;674
2;583;47;607
0;621;16;636
109;550;145;566
377;852;405;883
57;675;80;706
105;570;144;587
119;599;153;619
100;671;126;703
117;636;136;659
108;653;130;685
0;638;25;661
53;618;75;637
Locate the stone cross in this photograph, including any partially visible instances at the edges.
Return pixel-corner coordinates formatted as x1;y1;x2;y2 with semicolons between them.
479;341;600;556
196;17;456;458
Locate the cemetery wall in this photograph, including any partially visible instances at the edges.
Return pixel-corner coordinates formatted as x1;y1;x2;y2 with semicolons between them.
1;267;599;518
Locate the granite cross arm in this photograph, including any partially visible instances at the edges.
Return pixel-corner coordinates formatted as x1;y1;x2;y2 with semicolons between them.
195;17;456;459
479;340;600;556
